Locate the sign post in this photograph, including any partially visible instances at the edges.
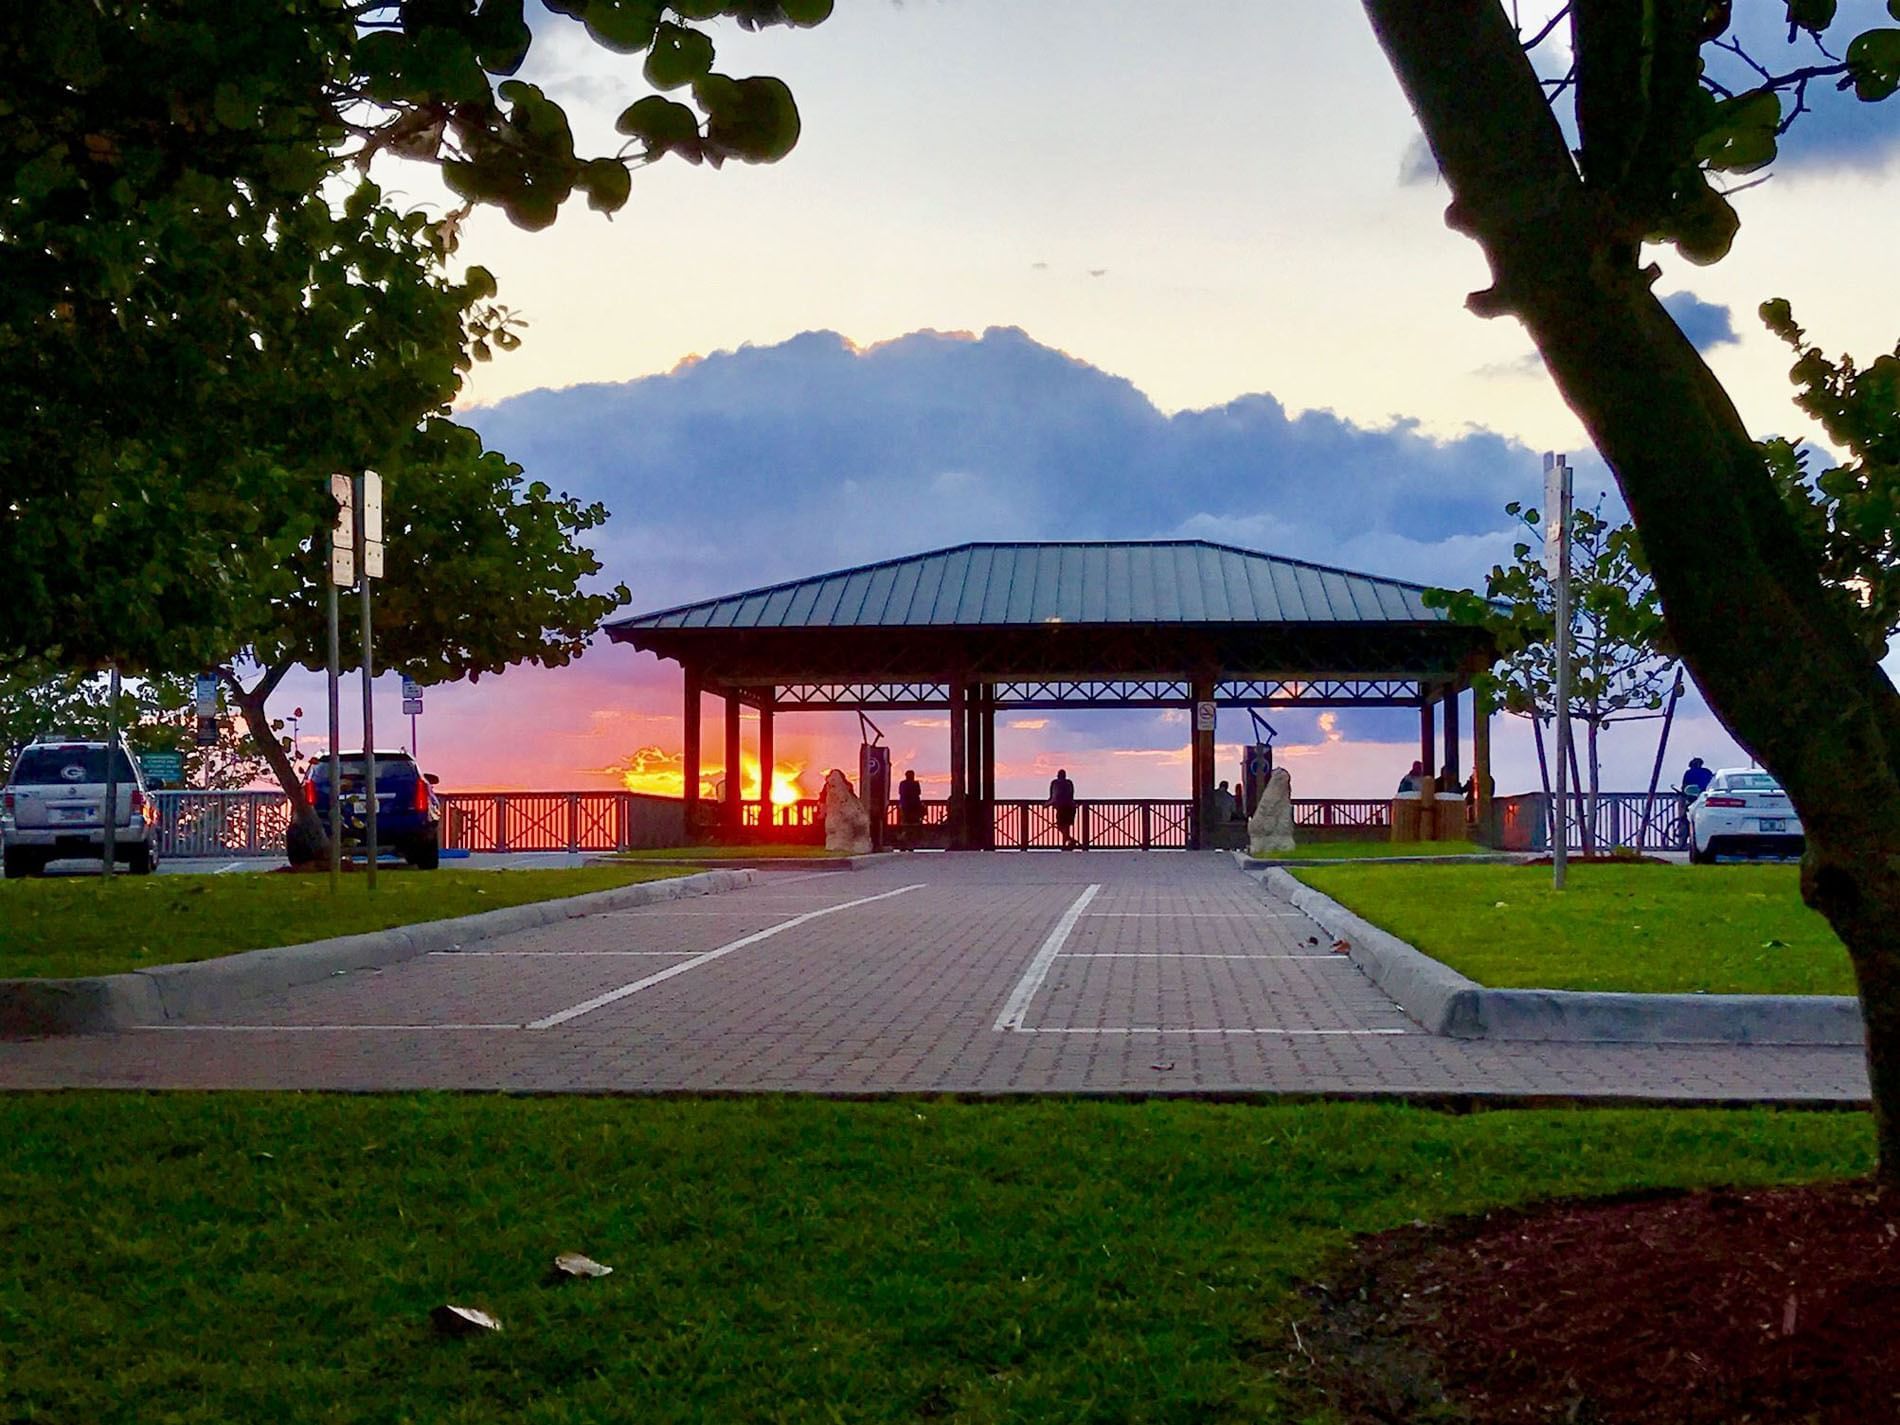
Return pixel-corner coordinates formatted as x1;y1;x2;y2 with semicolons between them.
101;664;121;879
327;475;351;893
402;676;423;757
1544;452;1573;889
354;471;383;891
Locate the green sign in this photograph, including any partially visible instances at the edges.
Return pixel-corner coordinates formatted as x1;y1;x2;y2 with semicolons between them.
139;752;184;787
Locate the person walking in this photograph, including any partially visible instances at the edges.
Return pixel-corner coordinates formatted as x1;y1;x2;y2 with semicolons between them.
1049;767;1079;849
896;768;924;851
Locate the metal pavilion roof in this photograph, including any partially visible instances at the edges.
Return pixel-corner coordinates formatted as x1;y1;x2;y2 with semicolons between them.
608;541;1449;633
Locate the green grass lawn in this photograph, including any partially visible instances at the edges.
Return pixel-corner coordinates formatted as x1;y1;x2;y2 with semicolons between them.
0;1095;1870;1425
1268;839;1493;860
0;867;692;980
1293;862;1854;995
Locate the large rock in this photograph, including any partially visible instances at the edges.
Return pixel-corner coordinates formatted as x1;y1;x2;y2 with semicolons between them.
819;769;873;855
1248;767;1296;857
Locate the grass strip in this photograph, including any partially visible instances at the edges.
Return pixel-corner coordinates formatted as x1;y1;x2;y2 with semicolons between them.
0;867;694;980
1269;839;1491;860
1293;862;1853;995
0;1095;1870;1425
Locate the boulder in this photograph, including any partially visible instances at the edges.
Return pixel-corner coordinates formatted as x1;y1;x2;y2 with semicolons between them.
1248;766;1296;857
819;768;873;855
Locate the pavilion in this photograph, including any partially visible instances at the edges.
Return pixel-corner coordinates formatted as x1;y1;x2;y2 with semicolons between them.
604;540;1498;849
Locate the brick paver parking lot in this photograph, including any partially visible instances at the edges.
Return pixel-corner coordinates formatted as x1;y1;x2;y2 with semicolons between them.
0;852;1870;1102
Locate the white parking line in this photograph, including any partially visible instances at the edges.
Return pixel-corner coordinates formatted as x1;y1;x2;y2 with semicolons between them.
993;884;1101;1032
1057;953;1347;960
433;950;696;958
214;861;249;875
1013;1027;1409;1036
1080;911;1304;918
526;883;926;1030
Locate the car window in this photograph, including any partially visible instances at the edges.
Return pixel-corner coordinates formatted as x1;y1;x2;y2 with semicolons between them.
8;746;136;785
316;756;417;780
1722;773;1781;792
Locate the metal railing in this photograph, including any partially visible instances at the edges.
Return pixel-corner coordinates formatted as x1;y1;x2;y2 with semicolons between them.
151;791;294;857
153;789;1684;857
1292;798;1391;830
1495;791;1691;853
986;799;1194;850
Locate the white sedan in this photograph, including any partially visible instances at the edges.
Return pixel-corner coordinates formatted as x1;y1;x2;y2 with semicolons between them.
1687;769;1804;863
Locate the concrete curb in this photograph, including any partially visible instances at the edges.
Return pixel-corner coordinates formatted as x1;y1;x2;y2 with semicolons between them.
1231;850;1535;870
1260;867;1864;1046
0;869;755;1039
1258;867;1483;1037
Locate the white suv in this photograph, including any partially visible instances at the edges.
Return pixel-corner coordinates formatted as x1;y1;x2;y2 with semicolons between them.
2;738;160;877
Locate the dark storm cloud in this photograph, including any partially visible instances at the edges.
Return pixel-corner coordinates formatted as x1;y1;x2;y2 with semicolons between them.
466;326;1540;618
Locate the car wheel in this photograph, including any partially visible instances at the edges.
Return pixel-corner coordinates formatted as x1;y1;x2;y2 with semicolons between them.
128;843;155;875
1688;838;1708;865
3;846;31;879
408;830;440;871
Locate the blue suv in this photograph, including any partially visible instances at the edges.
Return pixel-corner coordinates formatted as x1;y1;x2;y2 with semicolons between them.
305;751;441;869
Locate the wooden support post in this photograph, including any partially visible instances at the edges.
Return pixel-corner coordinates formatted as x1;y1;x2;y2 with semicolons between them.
1419;693;1437;795
758;693;775;830
1190;677;1215;850
723;691;742;839
1443;687;1461;787
1473;691;1495;845
682;666;702;839
980;685;997;849
948;681;967;849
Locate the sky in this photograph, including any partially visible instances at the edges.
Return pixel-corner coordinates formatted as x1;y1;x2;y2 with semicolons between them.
285;0;1900;804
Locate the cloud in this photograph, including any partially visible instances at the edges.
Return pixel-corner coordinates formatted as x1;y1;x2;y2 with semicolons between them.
1659;291;1739;352
1008;718;1049;730
1398;133;1439;186
1473;351;1546;380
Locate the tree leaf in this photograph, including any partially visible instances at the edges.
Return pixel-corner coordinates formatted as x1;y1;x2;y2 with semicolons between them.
579;0;663;55
1847;28;1900;102
579;156;632;212
644;21;714;90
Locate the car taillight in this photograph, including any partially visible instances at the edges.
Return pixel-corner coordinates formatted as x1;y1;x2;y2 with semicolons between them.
2;791;11;814
413;777;430;812
304;779;318;806
130;790;146;816
1705;796;1746;807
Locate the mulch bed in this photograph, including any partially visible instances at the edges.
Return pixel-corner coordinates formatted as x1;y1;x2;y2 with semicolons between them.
1522;854;1671;866
1287;1181;1899;1423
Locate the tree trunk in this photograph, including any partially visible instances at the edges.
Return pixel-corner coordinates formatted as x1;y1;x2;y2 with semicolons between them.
1566;720;1593;856
1365;0;1900;1178
225;664;328;865
1587;717;1601;852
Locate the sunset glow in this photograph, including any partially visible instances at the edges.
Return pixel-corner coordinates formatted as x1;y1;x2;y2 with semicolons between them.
609;744;809;804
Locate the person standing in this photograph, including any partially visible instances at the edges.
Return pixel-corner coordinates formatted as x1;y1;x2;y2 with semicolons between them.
896;768;924;851
1681;757;1714;797
1049;767;1079;849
